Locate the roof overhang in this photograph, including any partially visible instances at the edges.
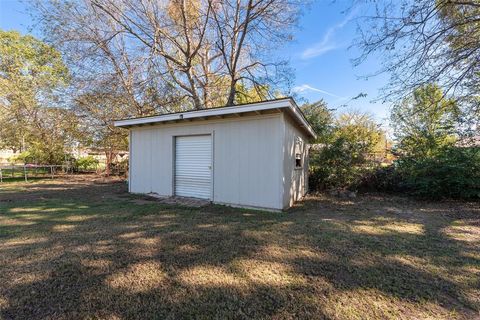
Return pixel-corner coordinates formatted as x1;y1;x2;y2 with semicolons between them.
114;98;316;139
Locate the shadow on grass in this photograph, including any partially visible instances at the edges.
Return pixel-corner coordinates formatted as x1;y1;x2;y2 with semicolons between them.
0;182;479;319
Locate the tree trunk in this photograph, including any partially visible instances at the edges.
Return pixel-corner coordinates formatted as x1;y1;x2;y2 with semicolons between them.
226;79;237;106
105;150;113;176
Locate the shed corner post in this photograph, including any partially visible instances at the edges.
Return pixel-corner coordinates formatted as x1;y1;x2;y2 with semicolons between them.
211;129;215;202
278;112;287;210
128;129;132;193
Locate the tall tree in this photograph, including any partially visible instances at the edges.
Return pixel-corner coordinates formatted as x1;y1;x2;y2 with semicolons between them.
355;0;480;98
308;108;386;190
75;91;129;175
33;0;302;110
391;84;459;158
0;30;75;163
334;110;385;160
353;0;480;133
33;0;172;117
301;100;334;143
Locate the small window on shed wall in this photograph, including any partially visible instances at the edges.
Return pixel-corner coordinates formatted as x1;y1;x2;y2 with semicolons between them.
294;138;303;169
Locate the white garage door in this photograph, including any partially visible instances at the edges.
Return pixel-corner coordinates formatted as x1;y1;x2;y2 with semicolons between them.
175;135;212;199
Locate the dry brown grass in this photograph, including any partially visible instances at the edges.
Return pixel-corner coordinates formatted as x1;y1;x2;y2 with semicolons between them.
0;176;479;319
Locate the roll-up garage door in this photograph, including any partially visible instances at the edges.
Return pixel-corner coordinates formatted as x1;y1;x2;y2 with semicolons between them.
175;135;212;199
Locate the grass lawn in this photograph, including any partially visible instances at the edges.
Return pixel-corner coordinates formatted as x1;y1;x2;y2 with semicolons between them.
0;175;479;319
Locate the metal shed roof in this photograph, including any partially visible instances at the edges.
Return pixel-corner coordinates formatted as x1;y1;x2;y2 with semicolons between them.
114;97;316;139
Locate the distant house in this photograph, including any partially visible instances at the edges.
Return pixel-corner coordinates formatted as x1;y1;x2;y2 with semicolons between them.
115;98;316;211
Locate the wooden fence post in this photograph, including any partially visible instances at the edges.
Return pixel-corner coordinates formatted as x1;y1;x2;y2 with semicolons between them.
24;165;27;182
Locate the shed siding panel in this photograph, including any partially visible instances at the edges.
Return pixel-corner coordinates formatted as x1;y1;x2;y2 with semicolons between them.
213;116;282;208
130;129;151;193
129;114;283;210
282;113;309;209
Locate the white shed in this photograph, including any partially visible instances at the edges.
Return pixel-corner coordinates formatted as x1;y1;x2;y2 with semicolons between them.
114;98;316;211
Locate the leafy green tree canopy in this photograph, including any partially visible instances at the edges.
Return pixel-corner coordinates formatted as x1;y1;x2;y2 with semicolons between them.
301;100;333;143
303;100;387;190
0;29;72;163
391;84;459;158
0;30;69;107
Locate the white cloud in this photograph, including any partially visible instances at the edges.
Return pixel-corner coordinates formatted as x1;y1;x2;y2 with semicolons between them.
301;9;358;59
292;84;346;99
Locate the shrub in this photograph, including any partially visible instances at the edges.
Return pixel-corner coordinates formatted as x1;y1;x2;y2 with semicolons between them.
306;108;387;192
358;147;480;199
9;147;69;165
398;147;480;199
309;137;375;191
358;165;407;193
75;156;99;171
9;151;32;164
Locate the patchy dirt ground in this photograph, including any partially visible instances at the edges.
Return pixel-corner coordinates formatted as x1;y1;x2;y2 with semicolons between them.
0;176;479;319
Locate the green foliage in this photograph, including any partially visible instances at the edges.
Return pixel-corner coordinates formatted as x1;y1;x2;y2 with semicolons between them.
334;111;385;156
301;100;333;142
391;84;459;158
0;30;75;162
362;146;480;200
75;92;129;175
397;147;480;199
9;151;32;164
438;1;480;76
358;165;406;193
310;137;371;190
235;83;271;104
375;84;480;199
76;156;99;171
305;105;387;190
0;30;69;93
8;145;70;165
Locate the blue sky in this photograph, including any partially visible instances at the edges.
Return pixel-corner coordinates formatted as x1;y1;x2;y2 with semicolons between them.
0;0;390;124
284;1;390;124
